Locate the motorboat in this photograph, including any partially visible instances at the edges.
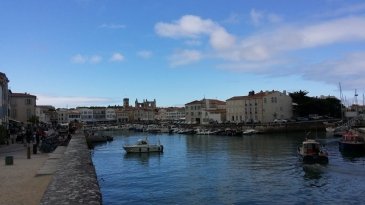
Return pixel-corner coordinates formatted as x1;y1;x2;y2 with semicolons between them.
297;139;328;164
86;132;113;143
123;138;163;153
242;129;259;135
339;130;365;153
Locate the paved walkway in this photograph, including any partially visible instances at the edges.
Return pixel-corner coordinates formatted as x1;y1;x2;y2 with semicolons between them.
0;143;65;205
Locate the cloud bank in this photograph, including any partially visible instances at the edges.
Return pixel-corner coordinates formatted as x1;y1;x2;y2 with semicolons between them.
36;94;116;108
155;14;365;90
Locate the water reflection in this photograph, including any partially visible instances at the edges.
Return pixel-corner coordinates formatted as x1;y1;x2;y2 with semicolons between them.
302;164;325;180
340;150;365;162
123;152;163;165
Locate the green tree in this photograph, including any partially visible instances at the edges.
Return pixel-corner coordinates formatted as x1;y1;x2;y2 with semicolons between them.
289;91;342;118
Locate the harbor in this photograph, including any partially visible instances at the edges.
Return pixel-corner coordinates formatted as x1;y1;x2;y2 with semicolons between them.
92;129;365;205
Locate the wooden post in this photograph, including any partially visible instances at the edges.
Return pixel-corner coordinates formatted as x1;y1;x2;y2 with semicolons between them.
27;144;31;159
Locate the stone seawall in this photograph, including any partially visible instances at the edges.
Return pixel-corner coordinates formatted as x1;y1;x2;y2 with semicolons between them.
40;134;102;205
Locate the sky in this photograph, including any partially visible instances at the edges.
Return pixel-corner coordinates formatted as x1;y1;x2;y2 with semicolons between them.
1;0;365;108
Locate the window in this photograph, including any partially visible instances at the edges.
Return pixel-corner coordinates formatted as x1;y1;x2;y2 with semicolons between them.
26;108;31;119
25;98;32;105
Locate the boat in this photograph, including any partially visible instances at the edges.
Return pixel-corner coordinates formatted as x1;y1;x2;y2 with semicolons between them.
297;139;329;164
86;132;113;143
242;129;259;135
123;138;163;153
339;130;365;153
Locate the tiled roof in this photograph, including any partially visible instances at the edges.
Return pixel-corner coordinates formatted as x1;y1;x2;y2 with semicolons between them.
226;91;275;101
10;92;36;98
185;99;225;105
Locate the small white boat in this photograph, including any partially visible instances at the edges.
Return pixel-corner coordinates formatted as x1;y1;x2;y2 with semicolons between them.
242;129;258;135
123;138;163;153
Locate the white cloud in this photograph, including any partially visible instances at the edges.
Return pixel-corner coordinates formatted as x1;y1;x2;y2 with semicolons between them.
169;49;203;67
71;54;87;64
250;9;282;26
250;9;264;26
110;52;125;62
315;3;365;18
90;55;102;64
99;23;126;29
155;15;235;51
223;13;241;24
155;15;219;38
303;52;365;90
137;50;152;59
36;94;115;108
156;14;365;91
184;40;202;46
226;16;365;62
71;54;102;64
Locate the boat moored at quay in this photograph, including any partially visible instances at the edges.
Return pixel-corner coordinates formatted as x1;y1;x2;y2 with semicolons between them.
339;130;365;153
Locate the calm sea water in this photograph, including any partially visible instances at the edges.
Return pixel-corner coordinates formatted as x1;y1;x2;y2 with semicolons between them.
91;131;365;205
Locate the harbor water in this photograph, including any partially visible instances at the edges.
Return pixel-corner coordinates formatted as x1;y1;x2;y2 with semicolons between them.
91;131;365;205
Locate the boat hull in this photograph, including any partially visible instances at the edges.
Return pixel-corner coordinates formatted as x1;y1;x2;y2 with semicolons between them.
339;141;365;153
299;154;329;164
123;145;164;153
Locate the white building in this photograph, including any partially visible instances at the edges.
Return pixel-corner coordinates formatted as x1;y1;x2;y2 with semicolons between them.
185;98;226;124
106;108;117;122
77;107;93;123
226;90;293;123
57;108;69;124
36;105;55;124
166;107;185;122
68;109;81;122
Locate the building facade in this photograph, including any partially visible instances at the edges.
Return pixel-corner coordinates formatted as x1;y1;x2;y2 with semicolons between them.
57;108;69;124
226;90;292;123
0;73;9;127
105;108;117;122
185;98;226;124
36;105;56;124
78;107;93;123
9;92;37;123
68;109;81;122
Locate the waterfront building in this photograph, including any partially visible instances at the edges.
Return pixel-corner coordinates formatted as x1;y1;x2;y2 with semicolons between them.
9;92;37;123
105;108;117;122
91;107;106;122
155;108;167;121
226;90;292;123
77;107;93;123
68;109;81;122
36;105;56;124
0;73;9;127
166;107;185;122
57;108;69;124
185;98;226;124
116;108;133;122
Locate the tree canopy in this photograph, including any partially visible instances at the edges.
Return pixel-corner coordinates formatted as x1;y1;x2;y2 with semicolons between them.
289;90;342;118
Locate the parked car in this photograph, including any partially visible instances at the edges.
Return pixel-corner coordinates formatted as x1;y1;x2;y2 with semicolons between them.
273;119;287;123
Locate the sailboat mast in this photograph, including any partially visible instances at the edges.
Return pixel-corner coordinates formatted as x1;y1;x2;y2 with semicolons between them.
339;83;344;120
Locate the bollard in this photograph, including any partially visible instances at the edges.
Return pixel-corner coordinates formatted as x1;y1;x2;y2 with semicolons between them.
5;156;13;165
27;144;31;159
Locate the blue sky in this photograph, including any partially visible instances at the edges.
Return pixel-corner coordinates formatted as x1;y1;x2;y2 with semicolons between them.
1;0;365;108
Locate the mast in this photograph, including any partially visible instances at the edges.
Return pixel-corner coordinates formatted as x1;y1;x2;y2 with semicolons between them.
339;83;344;120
